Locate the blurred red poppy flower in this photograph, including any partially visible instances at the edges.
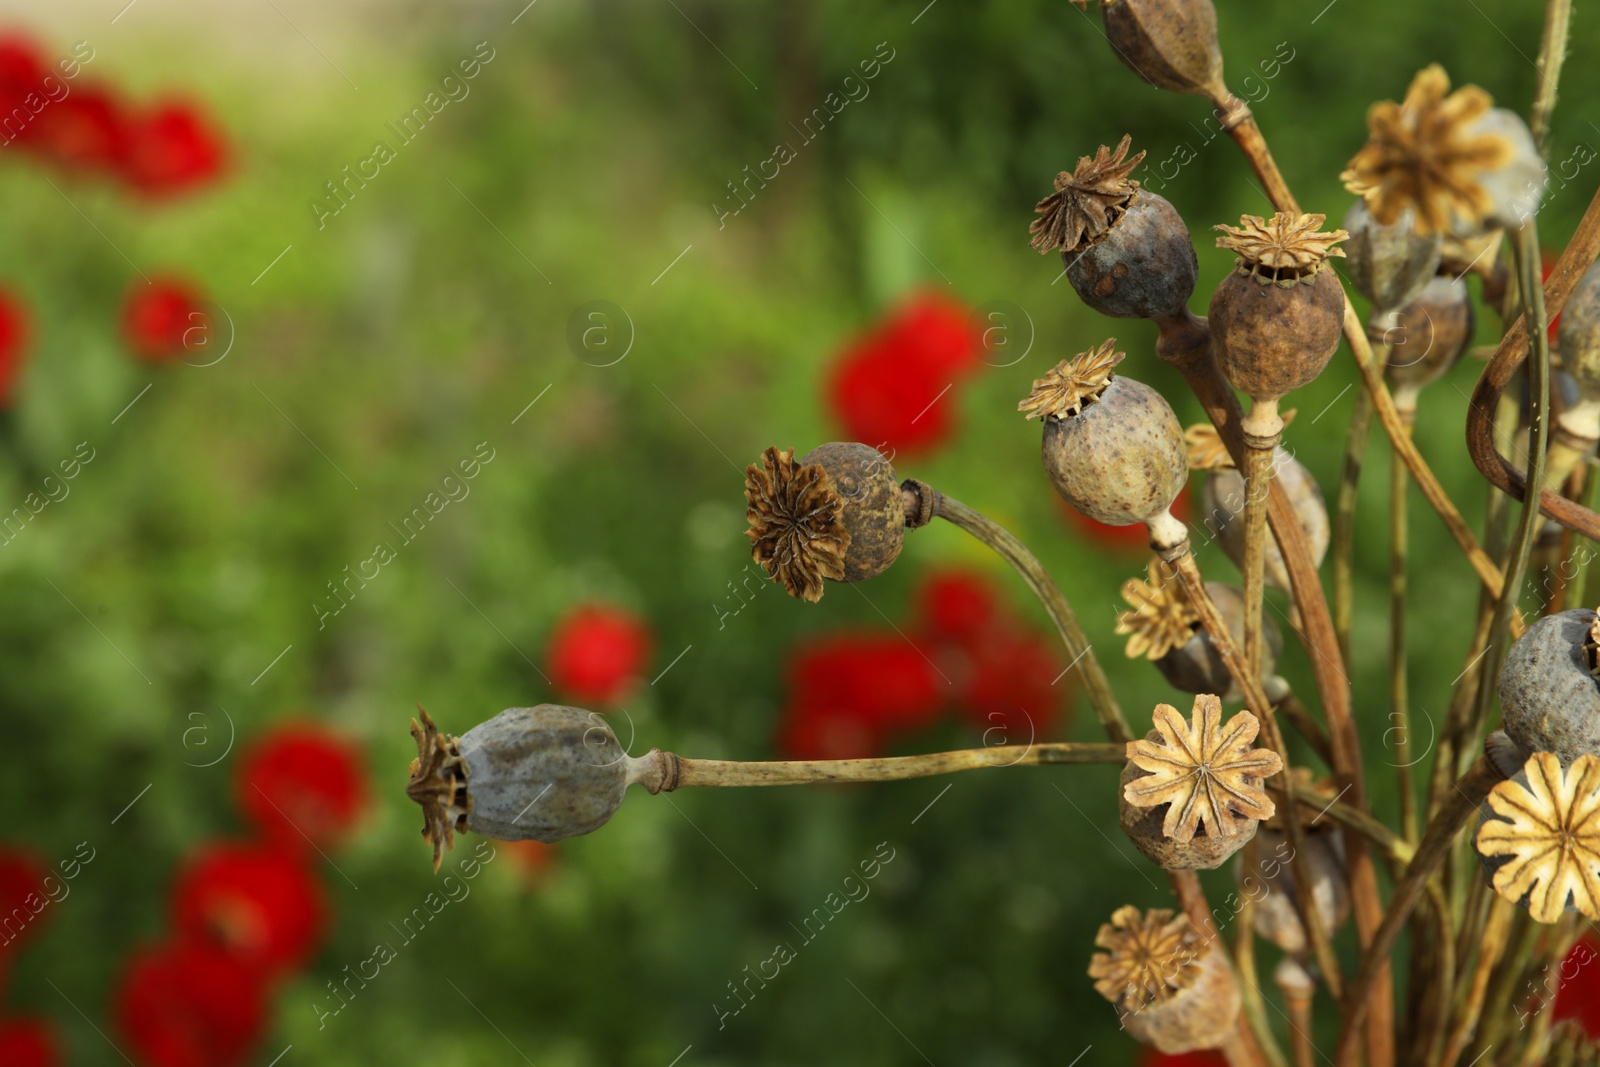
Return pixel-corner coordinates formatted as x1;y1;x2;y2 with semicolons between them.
235;725;367;855
825;292;980;457
113;941;266;1067
0;34;46;117
121;277;209;364
1060;484;1191;554
913;568;999;648
778;633;944;759
1138;1050;1227;1067
961;628;1064;740
1553;934;1600;1039
546;605;653;705
0;289;30;407
500;839;558;881
172;841;326;979
18;84;126;172
119;101;226;197
0;1017;60;1067
0;849;49;954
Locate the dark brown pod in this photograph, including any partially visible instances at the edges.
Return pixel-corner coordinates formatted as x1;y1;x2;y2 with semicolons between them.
800;442;905;582
1210;214;1350;409
1155;583;1281;699
744;443;904;602
1020;341;1187;546
1384;276;1474;408
1029;136;1198;321
1098;0;1226;100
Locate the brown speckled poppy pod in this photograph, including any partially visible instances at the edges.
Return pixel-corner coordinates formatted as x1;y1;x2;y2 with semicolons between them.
1088;0;1226;100
1498;608;1600;765
1343;200;1441;314
1385;276;1474;405
1019;340;1188;548
1211;213;1350;411
799;442;905;583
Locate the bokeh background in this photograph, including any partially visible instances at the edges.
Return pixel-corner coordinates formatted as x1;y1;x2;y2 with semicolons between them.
0;1;1596;1064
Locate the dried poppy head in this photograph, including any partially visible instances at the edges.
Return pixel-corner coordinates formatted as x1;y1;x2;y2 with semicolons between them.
1071;0;1227;101
1114;559;1278;698
1211;213;1349;413
1087;905;1241;1054
1497;609;1600;767
1032;136;1199;320
1343;199;1442;314
744;443;905;603
1341;65;1516;236
1561;258;1600;398
1476;752;1600;923
1384;276;1475;411
1200;440;1329;595
407;705;642;871
1235;771;1351;954
1119;694;1283;870
1020;340;1189;551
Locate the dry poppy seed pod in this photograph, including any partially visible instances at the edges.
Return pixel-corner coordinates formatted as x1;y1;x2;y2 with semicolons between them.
1114;559;1280;698
1031;136;1198;321
1190;423;1330;593
1341;65;1515;236
1210;214;1349;436
1470;108;1546;231
1071;0;1226;101
407;706;642;870
1019;340;1189;551
1119;694;1283;870
744;443;905;603
1236;819;1350;956
1383;276;1474;412
1088;905;1241;1054
1342;200;1441;314
1563;259;1600;388
1497;608;1600;766
1475;751;1600;923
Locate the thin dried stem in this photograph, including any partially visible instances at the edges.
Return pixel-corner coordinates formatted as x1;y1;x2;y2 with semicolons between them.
1333;384;1376;667
667;741;1126;788
931;490;1132;743
1332;756;1508;1067
1234;839;1291;1067
1274;688;1334;769
1391;406;1417;842
1241;436;1277;681
1440;896;1515;1067
1531;0;1572;153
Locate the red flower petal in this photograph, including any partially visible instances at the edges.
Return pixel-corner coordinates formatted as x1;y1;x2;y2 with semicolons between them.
0;288;31;407
113;941;266;1067
913;568;1000;648
120;277;210;365
1138;1050;1228;1067
118;100;226;198
1553;935;1600;1040
17;84;127;172
961;628;1064;740
546;605;653;705
825;292;980;457
787;632;943;733
0;1017;60;1067
0;849;50;954
234;725;367;855
171;841;326;979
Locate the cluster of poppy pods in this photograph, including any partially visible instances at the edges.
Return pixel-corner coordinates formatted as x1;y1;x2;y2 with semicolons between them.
778;567;1068;760
0;30;224;410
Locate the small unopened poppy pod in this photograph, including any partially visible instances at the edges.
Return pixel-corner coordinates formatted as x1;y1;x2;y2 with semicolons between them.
1018;339;1189;554
1114;558;1280;699
1118;694;1283;870
1342;200;1441;315
1030;135;1199;322
744;443;906;602
1068;0;1226;102
1549;259;1600;490
1210;211;1346;673
1383;276;1475;417
1088;905;1241;1054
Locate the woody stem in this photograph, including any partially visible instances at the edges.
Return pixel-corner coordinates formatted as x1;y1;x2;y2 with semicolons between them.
631;742;1125;790
1240;402;1282;683
929;489;1133;744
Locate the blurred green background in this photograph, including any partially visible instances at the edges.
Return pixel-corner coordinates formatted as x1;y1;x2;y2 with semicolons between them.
3;0;1594;1063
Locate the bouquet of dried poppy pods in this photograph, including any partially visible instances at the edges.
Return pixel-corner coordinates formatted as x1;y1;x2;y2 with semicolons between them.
406;1;1600;1064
